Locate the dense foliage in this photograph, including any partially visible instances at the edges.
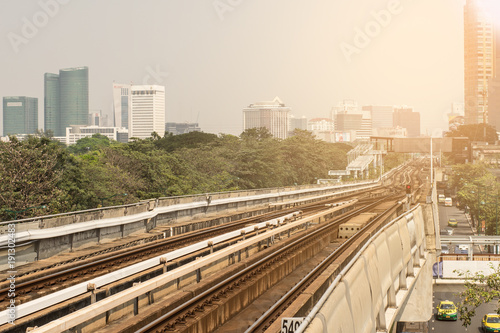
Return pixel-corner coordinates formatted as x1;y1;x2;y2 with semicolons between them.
446;163;500;326
445;123;497;144
449;163;500;235
456;264;500;327
0;129;355;221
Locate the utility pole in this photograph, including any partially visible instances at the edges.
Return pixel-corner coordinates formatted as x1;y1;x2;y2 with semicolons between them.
481;89;488;141
430;137;433;186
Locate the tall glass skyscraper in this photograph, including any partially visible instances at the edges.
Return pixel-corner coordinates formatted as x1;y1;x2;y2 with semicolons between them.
44;66;89;136
44;73;60;136
3;96;38;136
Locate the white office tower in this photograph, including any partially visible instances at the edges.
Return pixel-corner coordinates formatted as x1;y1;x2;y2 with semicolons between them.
243;96;290;139
130;85;165;140
112;83;131;128
331;99;359;120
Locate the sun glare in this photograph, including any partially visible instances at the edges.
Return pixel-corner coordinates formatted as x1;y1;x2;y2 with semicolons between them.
484;0;500;20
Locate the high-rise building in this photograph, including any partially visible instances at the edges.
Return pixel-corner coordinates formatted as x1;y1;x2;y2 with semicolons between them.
332;100;372;140
308;118;334;142
331;99;359;120
3;96;38;136
464;0;496;124
130;85;165;139
44;73;59;136
335;113;363;132
289;115;308;133
393;107;421;137
165;122;201;135
44;66;89;136
362;105;393;129
488;23;500;130
112;83;131;128
243;97;290;139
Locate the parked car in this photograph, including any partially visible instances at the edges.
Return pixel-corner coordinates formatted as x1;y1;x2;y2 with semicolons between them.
436;300;458;321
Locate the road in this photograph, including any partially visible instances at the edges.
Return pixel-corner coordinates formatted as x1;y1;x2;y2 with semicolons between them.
430;284;497;332
438;203;476;238
429;201;495;332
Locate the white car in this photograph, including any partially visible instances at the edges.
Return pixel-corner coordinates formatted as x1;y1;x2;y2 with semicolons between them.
438;194;445;204
445;197;452;207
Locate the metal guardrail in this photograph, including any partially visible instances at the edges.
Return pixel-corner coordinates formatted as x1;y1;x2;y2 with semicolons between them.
0;180;378;226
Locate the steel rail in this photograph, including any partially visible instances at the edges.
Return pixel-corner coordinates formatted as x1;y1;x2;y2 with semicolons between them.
245;197;402;332
134;197;393;333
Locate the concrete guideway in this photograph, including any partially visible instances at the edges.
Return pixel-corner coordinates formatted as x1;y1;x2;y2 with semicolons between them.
27;204;356;333
0;210;306;326
0;180;380;268
299;204;433;333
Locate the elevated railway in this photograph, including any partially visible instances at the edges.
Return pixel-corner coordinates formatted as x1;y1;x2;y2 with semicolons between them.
0;161;429;333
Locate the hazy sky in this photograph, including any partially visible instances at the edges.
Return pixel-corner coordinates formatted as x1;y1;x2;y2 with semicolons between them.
0;0;470;137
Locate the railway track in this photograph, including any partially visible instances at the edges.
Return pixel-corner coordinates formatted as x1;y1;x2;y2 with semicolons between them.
0;180;394;309
0;208;305;306
125;195;403;333
246;200;402;332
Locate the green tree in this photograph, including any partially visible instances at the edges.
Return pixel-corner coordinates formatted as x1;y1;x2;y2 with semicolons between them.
240;127;274;142
154;131;219;152
455;264;500;327
67;133;112;155
0;136;66;220
445;123;497;144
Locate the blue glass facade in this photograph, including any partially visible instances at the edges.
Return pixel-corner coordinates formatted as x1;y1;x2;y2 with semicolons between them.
44;66;89;136
3;96;38;136
44;73;60;136
59;67;89;134
121;95;128;128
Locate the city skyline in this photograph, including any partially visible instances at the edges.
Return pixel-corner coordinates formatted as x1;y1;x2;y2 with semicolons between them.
0;0;495;137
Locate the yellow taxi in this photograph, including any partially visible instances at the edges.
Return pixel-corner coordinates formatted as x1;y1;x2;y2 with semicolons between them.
482;314;500;332
436;300;457;321
448;218;458;227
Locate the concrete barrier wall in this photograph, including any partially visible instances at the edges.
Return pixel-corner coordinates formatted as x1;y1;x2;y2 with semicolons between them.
0;180;379;269
304;205;429;333
442;261;500;278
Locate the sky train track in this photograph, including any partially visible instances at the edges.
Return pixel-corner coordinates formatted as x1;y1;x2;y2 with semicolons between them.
126;195;404;333
0;180;394;307
0;184;405;332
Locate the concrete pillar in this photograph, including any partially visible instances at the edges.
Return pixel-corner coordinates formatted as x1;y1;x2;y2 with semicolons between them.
388;285;397;307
